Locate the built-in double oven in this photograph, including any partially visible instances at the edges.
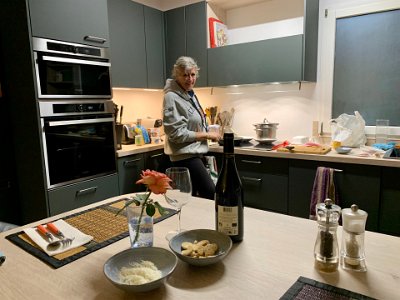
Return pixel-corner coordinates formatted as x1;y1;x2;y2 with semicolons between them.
33;37;112;99
34;37;117;190
39;101;117;189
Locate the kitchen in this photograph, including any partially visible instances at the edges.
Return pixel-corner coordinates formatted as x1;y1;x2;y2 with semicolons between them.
0;0;399;232
0;0;399;299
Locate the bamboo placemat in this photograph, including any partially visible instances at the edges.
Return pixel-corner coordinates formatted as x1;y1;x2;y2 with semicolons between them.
280;276;376;300
6;199;177;269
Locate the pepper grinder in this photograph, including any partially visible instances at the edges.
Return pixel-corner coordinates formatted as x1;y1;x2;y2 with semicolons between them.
314;198;341;272
340;204;368;272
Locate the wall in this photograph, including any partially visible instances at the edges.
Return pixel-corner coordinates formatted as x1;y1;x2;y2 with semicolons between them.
113;0;396;142
113;82;317;141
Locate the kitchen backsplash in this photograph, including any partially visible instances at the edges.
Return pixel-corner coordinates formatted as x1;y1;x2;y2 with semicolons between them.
112;82;317;142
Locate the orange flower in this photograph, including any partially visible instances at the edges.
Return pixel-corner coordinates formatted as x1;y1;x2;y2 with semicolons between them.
136;169;172;194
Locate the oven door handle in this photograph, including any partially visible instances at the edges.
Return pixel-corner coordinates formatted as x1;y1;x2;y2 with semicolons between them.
42;55;111;67
48;117;114;127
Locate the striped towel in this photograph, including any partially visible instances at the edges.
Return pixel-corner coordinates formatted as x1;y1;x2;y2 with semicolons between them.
309;167;340;220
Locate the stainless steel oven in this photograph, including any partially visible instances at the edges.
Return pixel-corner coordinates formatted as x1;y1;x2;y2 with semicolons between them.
39;101;117;189
33;37;112;99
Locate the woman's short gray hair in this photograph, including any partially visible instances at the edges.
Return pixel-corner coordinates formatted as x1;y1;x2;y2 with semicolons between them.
172;56;200;78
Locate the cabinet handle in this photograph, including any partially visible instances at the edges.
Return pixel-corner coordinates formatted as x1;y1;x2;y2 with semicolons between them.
241;160;262;164
123;158;142;167
241;176;262;183
75;186;97;197
150;153;163;159
83;35;107;44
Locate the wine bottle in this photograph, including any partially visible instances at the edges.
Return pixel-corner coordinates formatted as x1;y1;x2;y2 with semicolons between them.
215;133;244;242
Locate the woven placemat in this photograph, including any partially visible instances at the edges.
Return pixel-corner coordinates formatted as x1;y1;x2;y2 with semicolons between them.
280;276;376;300
6;199;177;269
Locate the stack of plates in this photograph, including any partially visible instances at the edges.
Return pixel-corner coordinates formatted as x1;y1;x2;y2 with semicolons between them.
254;138;277;144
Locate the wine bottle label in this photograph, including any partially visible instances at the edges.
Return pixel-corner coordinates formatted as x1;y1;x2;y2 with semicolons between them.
217;205;239;236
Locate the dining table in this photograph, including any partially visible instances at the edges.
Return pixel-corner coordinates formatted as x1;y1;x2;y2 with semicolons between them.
0;194;399;300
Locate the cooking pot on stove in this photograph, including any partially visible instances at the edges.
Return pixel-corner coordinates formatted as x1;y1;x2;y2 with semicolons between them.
253;118;279;140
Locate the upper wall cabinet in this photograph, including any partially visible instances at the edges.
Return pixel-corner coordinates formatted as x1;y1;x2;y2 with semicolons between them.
164;2;208;87
108;0;165;88
207;0;319;86
28;0;110;47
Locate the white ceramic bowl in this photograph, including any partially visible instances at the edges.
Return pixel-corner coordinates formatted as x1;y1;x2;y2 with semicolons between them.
169;229;232;266
335;146;352;154
103;247;177;293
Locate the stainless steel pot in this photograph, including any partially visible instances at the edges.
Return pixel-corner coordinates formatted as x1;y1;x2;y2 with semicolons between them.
253;118;279;139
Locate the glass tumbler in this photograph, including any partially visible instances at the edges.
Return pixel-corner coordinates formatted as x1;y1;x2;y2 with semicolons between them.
375;119;389;144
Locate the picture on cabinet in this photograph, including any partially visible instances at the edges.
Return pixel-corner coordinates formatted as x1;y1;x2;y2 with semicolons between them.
209;17;229;48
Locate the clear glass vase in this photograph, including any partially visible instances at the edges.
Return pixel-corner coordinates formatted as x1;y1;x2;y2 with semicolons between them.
126;204;153;248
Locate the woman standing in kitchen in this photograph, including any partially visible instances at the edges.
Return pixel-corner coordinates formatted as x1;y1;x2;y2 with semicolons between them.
162;56;220;200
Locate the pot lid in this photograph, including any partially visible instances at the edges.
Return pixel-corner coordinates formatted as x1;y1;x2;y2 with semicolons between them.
253;118;279;126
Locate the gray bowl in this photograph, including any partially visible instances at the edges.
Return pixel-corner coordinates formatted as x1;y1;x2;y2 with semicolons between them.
103;247;177;293
169;229;232;266
335;146;352;154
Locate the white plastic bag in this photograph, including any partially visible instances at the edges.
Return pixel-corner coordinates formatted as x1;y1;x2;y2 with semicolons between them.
330;111;367;147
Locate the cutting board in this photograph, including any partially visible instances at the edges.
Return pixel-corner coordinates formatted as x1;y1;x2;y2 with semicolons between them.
277;145;331;155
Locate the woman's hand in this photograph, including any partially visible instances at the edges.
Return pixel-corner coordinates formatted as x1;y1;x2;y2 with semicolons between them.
207;131;221;142
196;131;221;142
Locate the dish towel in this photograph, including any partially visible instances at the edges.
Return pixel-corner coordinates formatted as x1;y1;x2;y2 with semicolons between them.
24;219;93;256
204;156;218;184
309;167;340;220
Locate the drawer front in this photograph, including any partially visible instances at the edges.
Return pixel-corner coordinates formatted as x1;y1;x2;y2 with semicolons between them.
48;174;119;215
117;153;145;194
240;171;288;213
236;155;289;175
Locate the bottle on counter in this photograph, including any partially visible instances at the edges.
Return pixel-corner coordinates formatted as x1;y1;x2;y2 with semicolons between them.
215;132;244;243
314;198;341;272
340;204;368;272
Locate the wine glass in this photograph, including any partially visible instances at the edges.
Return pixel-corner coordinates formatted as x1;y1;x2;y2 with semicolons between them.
164;167;192;240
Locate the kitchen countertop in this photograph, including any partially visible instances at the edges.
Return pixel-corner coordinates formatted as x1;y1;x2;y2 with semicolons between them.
0;194;399;299
209;143;400;168
116;142;400;168
117;142;164;158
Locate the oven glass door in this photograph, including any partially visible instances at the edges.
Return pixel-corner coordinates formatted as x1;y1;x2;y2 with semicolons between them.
35;53;112;99
42;114;117;188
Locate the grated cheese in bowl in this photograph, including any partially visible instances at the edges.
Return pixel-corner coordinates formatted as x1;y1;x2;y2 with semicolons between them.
119;260;162;285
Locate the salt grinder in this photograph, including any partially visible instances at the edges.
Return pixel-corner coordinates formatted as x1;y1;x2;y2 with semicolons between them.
314;198;341;272
340;204;368;272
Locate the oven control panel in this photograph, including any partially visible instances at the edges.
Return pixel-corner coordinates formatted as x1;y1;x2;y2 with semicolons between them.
39;101;114;117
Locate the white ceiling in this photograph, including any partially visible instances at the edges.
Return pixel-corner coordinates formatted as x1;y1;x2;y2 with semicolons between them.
208;0;269;10
132;0;270;11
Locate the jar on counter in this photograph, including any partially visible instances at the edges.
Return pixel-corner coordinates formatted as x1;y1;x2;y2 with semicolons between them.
340;204;368;272
314;198;341;272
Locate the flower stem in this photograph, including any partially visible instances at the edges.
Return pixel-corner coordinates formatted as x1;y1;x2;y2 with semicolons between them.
132;191;152;246
177;208;182;233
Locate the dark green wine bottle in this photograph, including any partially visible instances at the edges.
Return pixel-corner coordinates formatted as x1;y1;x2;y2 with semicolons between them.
215;133;244;242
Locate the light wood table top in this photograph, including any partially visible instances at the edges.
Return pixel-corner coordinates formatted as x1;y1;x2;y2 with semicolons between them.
1;194;399;299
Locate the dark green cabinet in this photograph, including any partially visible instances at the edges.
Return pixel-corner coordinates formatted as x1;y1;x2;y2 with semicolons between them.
207;0;319;86
144;6;165;88
164;1;208;87
288;160;381;232
118;153;145;194
236;155;288;213
48;174;119;215
117;149;171;195
144;149;171;174
28;0;110;47
208;36;303;86
108;0;165;88
379;167;400;236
